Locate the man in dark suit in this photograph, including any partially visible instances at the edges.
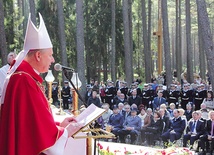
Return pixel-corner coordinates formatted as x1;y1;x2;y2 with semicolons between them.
105;81;117;108
115;93;128;105
127;82;141;97
108;105;124;141
85;85;92;102
142;83;151;109
87;91;101;108
118;102;125;115
122;104;131;120
167;84;180;108
152;90;167;111
199;111;214;155
193;84;207;111
184;103;193;121
180;83;193;110
61;81;71;109
118;81;128;98
112;90;121;105
155;84;168;98
183;111;205;148
159;108;171;132
161;109;186;146
52;82;58;107
128;89;142;107
118;108;142;143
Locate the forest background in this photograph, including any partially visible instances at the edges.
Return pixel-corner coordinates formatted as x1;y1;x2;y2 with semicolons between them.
0;0;214;98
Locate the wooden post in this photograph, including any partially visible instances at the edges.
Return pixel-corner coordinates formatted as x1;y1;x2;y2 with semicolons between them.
72;88;92;154
71;89;79;116
87;137;92;155
153;0;163;75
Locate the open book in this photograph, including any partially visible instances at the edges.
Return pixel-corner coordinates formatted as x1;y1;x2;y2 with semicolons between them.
72;104;106;137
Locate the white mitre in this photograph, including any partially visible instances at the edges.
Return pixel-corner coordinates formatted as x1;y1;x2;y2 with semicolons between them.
1;13;52;104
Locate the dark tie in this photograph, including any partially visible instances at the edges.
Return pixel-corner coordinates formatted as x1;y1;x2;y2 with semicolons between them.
191;121;196;132
211;121;214;136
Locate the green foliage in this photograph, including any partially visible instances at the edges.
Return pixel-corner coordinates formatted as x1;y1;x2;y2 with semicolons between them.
10;6;24;52
2;0;214;81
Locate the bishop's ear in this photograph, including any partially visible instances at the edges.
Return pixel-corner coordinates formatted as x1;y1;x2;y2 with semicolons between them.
34;50;42;62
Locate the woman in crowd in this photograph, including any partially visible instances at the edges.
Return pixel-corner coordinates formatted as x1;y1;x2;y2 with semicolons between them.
144;111;164;146
140;108;152;144
138;108;151;128
202;91;214;111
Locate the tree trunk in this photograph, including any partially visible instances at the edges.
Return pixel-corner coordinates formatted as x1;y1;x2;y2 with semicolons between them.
186;0;194;83
29;0;36;25
175;0;182;83
196;0;214;91
171;25;175;69
17;0;23;41
128;0;133;82
137;1;141;77
111;0;116;82
76;0;86;101
128;0;133;81
22;0;29;37
103;41;108;82
161;0;172;87
142;0;151;83
192;34;196;72
56;0;67;67
197;6;206;80
178;0;182;80
123;0;132;86
148;0;152;75
85;0;91;84
0;0;7;65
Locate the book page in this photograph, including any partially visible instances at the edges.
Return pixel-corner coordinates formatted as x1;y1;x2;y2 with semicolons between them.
72;104;106;136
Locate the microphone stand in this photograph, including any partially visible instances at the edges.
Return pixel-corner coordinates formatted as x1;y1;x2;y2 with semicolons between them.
62;68;87;108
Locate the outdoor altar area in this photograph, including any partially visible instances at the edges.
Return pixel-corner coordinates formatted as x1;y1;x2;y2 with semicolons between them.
52;105;196;155
95;141;195;155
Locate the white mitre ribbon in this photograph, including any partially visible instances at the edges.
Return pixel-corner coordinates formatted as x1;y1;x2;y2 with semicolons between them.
1;13;52;104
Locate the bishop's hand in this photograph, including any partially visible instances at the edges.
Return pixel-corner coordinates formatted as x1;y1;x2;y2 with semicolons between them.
60;117;77;128
66;122;84;137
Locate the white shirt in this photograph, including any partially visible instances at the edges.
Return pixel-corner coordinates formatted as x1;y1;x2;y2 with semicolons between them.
0;64;10;98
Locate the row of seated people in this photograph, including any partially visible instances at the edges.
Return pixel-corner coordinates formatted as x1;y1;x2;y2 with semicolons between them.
105;82;212;111
102;103;214;155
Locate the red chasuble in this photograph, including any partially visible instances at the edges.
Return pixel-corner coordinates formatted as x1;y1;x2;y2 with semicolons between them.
0;61;64;155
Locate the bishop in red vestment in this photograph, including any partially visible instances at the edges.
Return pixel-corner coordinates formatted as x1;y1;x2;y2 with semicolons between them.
0;13;81;155
0;60;65;154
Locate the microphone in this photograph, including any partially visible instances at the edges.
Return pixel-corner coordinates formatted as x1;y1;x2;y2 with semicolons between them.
54;63;74;72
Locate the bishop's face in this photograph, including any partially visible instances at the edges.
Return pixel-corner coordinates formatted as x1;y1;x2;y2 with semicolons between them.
38;48;55;73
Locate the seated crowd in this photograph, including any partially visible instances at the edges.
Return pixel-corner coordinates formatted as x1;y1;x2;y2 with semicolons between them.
87;78;214;155
100;102;214;155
